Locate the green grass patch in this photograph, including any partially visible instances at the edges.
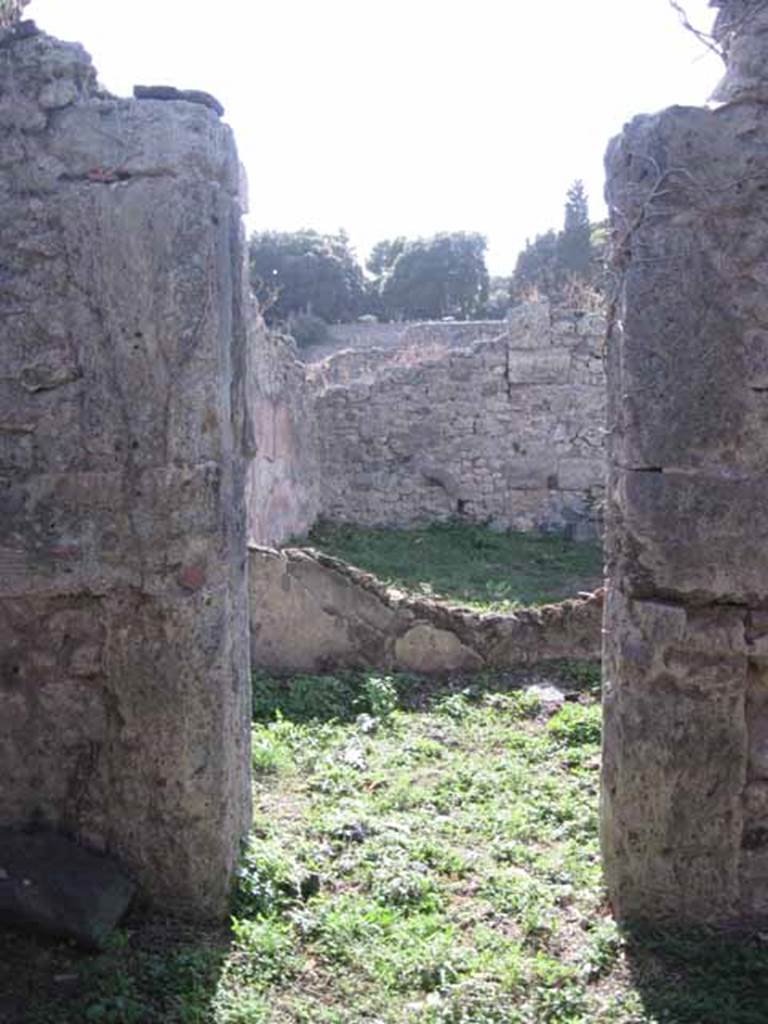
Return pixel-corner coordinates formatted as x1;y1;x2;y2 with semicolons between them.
5;669;768;1023
302;520;603;611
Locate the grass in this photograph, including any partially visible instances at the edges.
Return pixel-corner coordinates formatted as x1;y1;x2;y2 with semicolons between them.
6;665;768;1023
301;521;603;612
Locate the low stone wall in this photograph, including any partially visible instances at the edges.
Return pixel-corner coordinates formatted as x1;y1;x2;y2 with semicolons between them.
312;305;606;538
248;545;602;675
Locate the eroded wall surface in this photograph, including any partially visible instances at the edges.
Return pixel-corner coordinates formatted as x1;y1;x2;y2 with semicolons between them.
601;0;768;925
0;29;251;918
312;305;606;537
246;322;320;545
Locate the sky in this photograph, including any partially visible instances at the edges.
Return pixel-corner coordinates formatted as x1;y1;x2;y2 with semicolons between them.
27;0;722;275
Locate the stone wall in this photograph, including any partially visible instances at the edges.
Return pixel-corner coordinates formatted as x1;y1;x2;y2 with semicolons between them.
249;545;602;675
601;0;768;927
312;305;606;537
0;28;251;919
246;322;320;545
307;319;515;363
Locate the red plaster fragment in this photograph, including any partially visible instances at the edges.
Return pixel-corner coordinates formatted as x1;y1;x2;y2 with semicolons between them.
178;563;206;591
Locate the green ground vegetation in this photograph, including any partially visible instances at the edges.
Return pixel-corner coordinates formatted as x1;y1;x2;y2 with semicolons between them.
5;666;768;1024
302;521;604;612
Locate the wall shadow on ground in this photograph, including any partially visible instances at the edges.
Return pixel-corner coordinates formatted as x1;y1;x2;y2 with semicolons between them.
622;925;768;1024
0;915;232;1023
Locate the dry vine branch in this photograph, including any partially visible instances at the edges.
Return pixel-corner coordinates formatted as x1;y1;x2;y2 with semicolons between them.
668;0;725;58
668;0;768;59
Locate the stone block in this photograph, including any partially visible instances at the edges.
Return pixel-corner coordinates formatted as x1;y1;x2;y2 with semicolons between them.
0;830;135;949
505;350;571;385
503;458;557;490
610;469;768;605
558;457;605;490
601;593;748;923
394;624;483;674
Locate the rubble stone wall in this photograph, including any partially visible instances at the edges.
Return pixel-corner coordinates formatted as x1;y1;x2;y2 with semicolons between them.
0;28;251;919
312;305;606;537
601;0;768;927
249;545;602;675
306;319;518;362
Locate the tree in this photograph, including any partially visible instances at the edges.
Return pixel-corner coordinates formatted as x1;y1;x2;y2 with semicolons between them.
558;180;592;277
509;230;561;302
509;180;601;305
365;237;406;278
372;232;489;321
483;276;512;320
248;229;365;325
0;0;29;28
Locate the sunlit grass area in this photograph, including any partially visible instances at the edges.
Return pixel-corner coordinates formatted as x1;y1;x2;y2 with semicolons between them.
5;666;768;1023
302;521;604;612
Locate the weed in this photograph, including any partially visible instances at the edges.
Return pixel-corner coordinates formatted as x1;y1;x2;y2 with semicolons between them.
228;918;301;986
547;703;602;747
9;670;768;1023
363;673;400;720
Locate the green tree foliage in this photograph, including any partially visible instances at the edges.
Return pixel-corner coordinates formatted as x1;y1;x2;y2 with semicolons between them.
510;230;561;301
558;180;592;277
249;229;365;325
510;180;603;305
0;0;29;28
365;237;406;278
483;275;512;320
372;232;489;321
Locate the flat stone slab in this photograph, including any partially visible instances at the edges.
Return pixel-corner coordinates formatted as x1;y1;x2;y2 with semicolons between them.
133;84;224;116
0;831;135;949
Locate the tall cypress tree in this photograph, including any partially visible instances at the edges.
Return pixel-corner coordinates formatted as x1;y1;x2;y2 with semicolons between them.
558;180;592;277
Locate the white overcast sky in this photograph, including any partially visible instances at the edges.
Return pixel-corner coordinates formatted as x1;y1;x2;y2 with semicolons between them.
28;0;721;274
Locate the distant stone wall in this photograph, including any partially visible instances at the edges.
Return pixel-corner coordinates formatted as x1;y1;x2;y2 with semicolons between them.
249;545;602;675
246;323;320;546
312;305;606;537
305;319;512;363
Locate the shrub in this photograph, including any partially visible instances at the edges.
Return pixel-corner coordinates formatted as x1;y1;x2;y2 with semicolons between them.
286;312;329;348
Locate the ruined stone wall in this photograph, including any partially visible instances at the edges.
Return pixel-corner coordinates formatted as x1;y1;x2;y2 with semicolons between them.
601;0;768;926
312;305;606;537
0;28;251;918
249;545;602;675
308;319;514;362
246;321;320;546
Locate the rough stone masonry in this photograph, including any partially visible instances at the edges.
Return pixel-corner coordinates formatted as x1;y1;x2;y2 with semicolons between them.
245;306;607;547
0;28;252;918
601;0;768;925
